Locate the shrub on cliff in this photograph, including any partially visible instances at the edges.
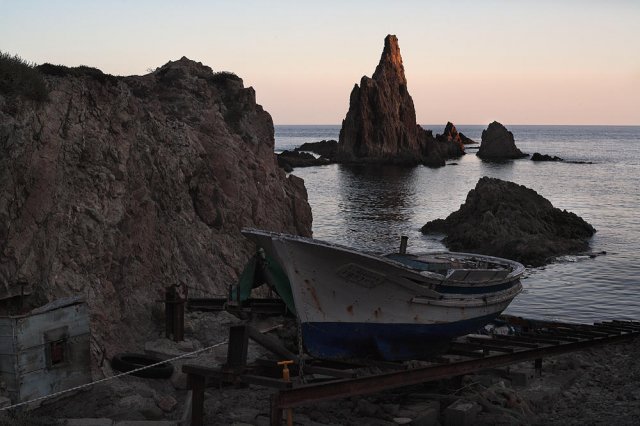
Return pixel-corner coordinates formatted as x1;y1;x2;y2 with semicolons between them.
209;71;242;85
37;63;118;84
0;51;48;101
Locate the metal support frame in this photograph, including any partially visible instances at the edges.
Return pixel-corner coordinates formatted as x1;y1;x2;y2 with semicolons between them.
270;327;637;418
269;318;640;424
183;324;297;426
181;316;639;426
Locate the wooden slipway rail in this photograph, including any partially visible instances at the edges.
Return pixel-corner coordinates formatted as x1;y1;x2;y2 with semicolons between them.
182;316;640;426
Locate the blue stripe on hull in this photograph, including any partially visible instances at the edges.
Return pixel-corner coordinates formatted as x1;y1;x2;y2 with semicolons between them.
302;313;501;361
435;280;518;294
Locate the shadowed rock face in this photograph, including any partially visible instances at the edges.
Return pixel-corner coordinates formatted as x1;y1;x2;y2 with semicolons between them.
0;57;312;357
421;177;596;266
477;121;527;160
337;35;444;167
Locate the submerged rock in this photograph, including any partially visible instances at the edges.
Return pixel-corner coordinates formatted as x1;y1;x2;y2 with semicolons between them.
296;139;338;160
421;177;596;266
276;139;339;170
337;35;444;167
531;152;594;164
277;150;330;170
531;152;564;162
477;121;528;160
0;56;312;359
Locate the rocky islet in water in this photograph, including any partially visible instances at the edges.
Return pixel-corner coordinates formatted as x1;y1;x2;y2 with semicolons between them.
421;177;596;266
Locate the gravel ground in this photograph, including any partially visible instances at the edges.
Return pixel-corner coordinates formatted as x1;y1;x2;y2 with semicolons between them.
7;312;639;425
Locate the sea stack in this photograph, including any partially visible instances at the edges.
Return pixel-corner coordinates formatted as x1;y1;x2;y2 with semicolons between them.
0;57;312;359
337;35;444;166
421;177;596;266
477;121;527;160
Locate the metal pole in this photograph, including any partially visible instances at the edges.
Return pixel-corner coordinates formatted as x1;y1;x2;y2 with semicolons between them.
399;236;408;254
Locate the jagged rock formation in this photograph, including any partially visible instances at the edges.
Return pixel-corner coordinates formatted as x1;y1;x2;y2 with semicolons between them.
435;122;476;158
437;122;476;145
337;35;444;167
477;121;528;160
0;57;312;358
421;177;596;266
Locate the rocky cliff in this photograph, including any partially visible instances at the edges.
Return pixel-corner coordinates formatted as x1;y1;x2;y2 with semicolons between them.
477;121;527;160
421;177;595;266
0;57;312;358
337;35;444;167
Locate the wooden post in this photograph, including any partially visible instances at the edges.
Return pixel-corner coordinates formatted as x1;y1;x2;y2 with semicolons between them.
165;286;175;339
174;284;186;342
226;325;250;372
534;358;543;376
188;373;206;426
165;284;186;342
270;392;283;426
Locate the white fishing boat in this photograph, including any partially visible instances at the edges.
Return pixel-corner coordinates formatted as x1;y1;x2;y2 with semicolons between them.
242;228;524;361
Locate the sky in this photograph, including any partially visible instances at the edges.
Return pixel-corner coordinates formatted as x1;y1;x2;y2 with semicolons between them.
1;0;639;125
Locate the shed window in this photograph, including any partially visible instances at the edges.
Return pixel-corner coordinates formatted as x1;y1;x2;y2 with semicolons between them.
50;340;66;365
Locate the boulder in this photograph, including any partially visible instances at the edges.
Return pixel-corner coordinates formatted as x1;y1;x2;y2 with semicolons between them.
477;121;527;160
337;35;444;167
0;57;312;361
421;177;596;266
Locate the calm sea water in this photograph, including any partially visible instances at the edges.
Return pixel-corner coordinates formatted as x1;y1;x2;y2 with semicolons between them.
275;124;640;324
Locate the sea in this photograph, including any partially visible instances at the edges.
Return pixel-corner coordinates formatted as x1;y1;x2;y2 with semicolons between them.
274;124;640;324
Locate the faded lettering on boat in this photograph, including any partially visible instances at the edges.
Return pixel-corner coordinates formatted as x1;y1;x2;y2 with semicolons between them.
336;263;385;288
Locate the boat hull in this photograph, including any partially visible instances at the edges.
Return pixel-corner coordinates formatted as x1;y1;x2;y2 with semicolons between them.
242;229;523;361
302;313;501;360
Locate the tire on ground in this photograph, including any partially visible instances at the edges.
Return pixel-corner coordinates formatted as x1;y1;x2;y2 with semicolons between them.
111;352;174;379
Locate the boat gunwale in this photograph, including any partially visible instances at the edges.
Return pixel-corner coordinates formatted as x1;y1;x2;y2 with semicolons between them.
412;281;524;307
242;228;525;286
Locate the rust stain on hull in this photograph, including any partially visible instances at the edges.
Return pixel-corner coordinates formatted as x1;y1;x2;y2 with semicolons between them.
305;279;323;314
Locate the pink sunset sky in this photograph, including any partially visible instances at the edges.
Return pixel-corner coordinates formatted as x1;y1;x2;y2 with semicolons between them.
2;0;639;125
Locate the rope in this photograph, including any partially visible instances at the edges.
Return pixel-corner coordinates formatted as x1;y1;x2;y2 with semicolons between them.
0;323;281;412
0;338;229;412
